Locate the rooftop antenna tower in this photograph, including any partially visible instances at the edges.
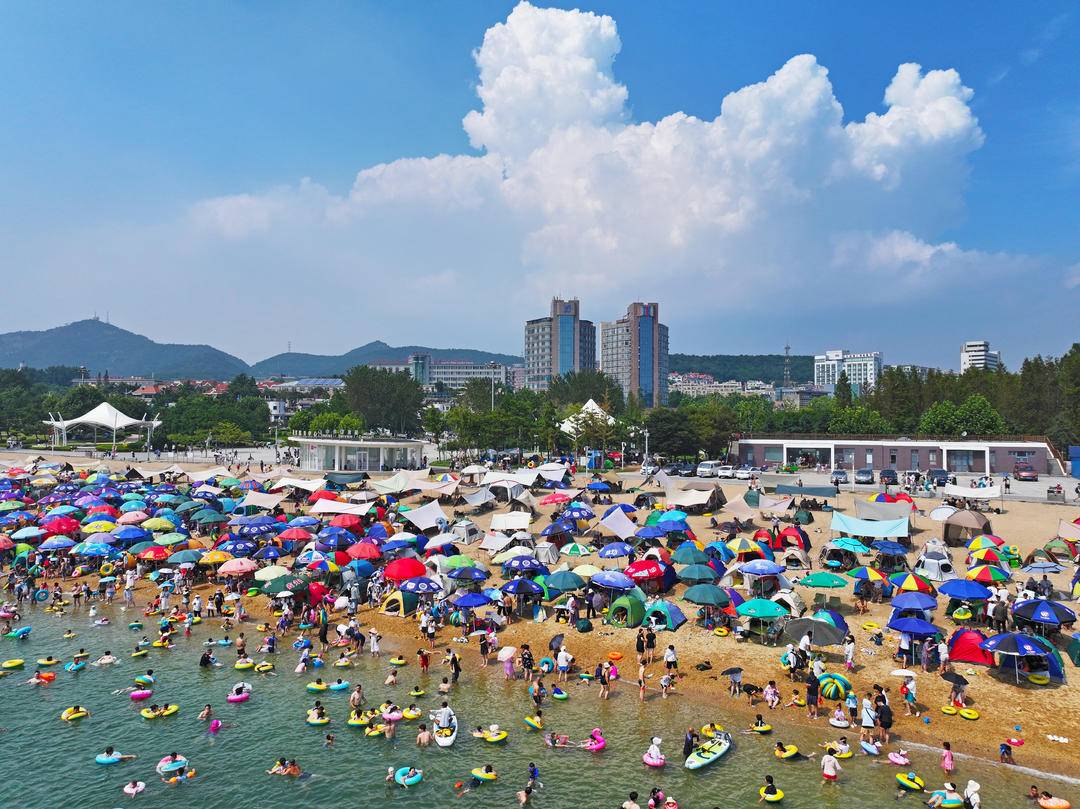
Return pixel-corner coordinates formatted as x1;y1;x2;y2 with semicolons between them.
783;343;792;389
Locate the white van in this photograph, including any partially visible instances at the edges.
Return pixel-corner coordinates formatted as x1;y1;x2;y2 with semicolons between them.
696;460;722;478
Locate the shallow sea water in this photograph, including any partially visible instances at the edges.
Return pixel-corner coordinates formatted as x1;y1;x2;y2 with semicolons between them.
0;603;1074;808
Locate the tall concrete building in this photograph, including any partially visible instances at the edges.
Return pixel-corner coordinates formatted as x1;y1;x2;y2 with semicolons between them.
960;340;1001;373
814;349;883;391
523;298;596;391
600;302;669;407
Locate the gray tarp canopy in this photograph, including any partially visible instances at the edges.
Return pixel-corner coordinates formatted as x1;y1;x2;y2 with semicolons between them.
774;484;838;498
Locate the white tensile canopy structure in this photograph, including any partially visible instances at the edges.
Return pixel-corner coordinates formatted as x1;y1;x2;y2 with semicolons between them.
44;402;161;448
559;399;614;437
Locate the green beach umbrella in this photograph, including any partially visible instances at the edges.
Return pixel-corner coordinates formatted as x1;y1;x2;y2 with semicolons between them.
736;598;788;619
445;554;481;569
800;571;849;589
0;501;23;512
560;542;593;557
154;532;189;546
678;563;719;583
832;537;869;554
682;583;730;606
262;573;311;595
545;570;586;591
672;543;708;565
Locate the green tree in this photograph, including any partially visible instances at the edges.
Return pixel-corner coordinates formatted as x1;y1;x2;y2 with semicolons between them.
342;366;424;435
548;370;625;414
918;400;960;435
288;409;314;431
338;413;365;433
834;371;853;409
1059;344;1080;440
421;406;446;440
457;378;503;412
644;408;697;457
210;420;253;446
828;405;892;434
309;412;342;433
226;374;260;400
954;394;1007;435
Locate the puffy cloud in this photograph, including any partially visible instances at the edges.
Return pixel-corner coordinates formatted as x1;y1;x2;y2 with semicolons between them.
89;2;1070;359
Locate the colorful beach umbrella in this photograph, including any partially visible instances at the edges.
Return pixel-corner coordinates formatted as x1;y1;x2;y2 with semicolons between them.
966;564;1011;583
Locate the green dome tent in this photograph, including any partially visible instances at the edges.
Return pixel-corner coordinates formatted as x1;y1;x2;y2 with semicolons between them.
643;600;687;631
608;594;646;628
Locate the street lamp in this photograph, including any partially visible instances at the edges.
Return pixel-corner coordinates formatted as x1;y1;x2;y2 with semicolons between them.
643;428;650;464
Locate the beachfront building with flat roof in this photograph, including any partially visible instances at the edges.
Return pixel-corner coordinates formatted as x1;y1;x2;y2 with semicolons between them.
814;349;883;390
735;435;1062;476
288;433;425;472
960;340;1002;372
523;298;596;391
600;302;669;407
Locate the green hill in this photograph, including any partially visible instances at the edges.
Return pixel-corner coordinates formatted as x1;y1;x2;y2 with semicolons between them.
0;319;249;380
669;353;813;385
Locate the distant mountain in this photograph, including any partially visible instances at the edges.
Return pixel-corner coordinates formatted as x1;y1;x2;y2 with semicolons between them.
669;353;814;385
0;319;249;380
250;341;522;377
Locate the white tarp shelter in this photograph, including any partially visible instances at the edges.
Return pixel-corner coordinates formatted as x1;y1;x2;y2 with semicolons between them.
559;399;614;437
309;499;373;516
237;492;286;510
600;508;637;540
271;477;328;492
490;511;532;531
944;483;1002;500
401;499;449;532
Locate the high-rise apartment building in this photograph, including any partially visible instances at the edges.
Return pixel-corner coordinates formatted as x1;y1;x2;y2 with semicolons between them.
814;349;883;390
960;340;1001;373
600;302;669;407
523;298;596;391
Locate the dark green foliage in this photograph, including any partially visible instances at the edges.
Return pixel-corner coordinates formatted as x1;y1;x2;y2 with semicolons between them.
669;353;813;385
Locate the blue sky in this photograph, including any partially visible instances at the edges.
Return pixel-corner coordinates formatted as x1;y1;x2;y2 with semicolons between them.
1;2;1077;368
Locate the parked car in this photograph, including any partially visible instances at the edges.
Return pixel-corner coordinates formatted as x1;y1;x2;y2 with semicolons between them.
640;461;660;477
696;461;722;478
927;468;950;486
748;466;763;478
878;469;899;485
674;461;696;477
1013;462;1039;481
716;464;735;479
829;469;849;485
854;468;875;484
660;463;680;476
734;465;752;480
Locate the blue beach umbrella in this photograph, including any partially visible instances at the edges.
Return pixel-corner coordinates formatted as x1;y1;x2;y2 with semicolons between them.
598;542;633;559
938;579;992;600
886;617;940;636
400;577;443;594
501;578;543;596
452;592;494;608
891;592;938;611
602;503;635;517
591;570;635;591
448;566;489;582
1011;599;1075;627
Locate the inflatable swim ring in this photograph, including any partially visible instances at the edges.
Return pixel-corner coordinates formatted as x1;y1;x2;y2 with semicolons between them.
255;662;274;673
700;724;725;738
151;640;171;648
607;652;623;662
128;621;143;630
1;659;25;670
775;745;798;760
940;706;958;716
958;708;979;720
952;607;973;621
306;681;328;693
131;650;148;658
292;639;311;650
860;740;881;756
63;632;77;639
833;749;853;759
829;717;850;728
156;756;188;774
524;715;543;730
36;658;59;667
539;657;554;672
584;730;606;751
713;626;731;637
409;687;425;697
37;671;57;683
552;687;568;701
759;787;784;803
235;661;254;670
334;659;352;668
861;622;879;631
123;781;146;796
72;651;89;660
226;692;250;703
95;753;122;765
134;675;155;687
578;672;595;681
389;657;407;666
791;697;806;707
1028;673;1050;686
643;751;666;768
394;766;422;787
60;707;90;721
364;723;387;737
330;680;350;692
888;751;909;766
470;767;497;781
750;724;773;734
929;791;964;808
383;709;404;722
129;690;153;701
167;769;196;783
1007;737;1024;746
896;772;924;791
306;711;330;726
141;704;179;719
482;729;508;743
217;639;232;647
1038;798;1071;809
64;661;85;672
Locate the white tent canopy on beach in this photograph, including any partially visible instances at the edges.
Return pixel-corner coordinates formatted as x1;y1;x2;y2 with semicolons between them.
600;507;637;540
943;483;1002;500
401;499;449;532
490;511;532;531
559;399;615;437
236;492;286;510
309;499;373;516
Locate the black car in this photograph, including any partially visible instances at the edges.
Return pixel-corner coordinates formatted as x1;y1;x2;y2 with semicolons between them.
927;468;950;486
878;469;899;485
854;468;875;484
674;461;696;476
660;463;681;476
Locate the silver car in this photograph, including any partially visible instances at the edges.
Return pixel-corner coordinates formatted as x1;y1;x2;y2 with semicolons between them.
716;465;735;479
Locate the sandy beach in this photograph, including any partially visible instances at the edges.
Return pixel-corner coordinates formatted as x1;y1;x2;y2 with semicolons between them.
6;449;1079;778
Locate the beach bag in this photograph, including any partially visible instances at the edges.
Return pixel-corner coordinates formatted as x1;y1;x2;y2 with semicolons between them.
575;618;593;633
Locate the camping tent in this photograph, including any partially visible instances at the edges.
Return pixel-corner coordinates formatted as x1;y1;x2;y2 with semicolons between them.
947;629;994;666
943;510;991;546
771;589;806;617
380;590;420;617
534;541;559;566
777;548;812;570
490;512;532;532
479;532;514;556
607;594;646;628
402;500;449;533
914;550;958;582
643;600;687;631
992;635;1066;683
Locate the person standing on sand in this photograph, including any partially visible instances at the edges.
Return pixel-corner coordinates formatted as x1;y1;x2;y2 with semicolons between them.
635;628;646;663
645;627;657;664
